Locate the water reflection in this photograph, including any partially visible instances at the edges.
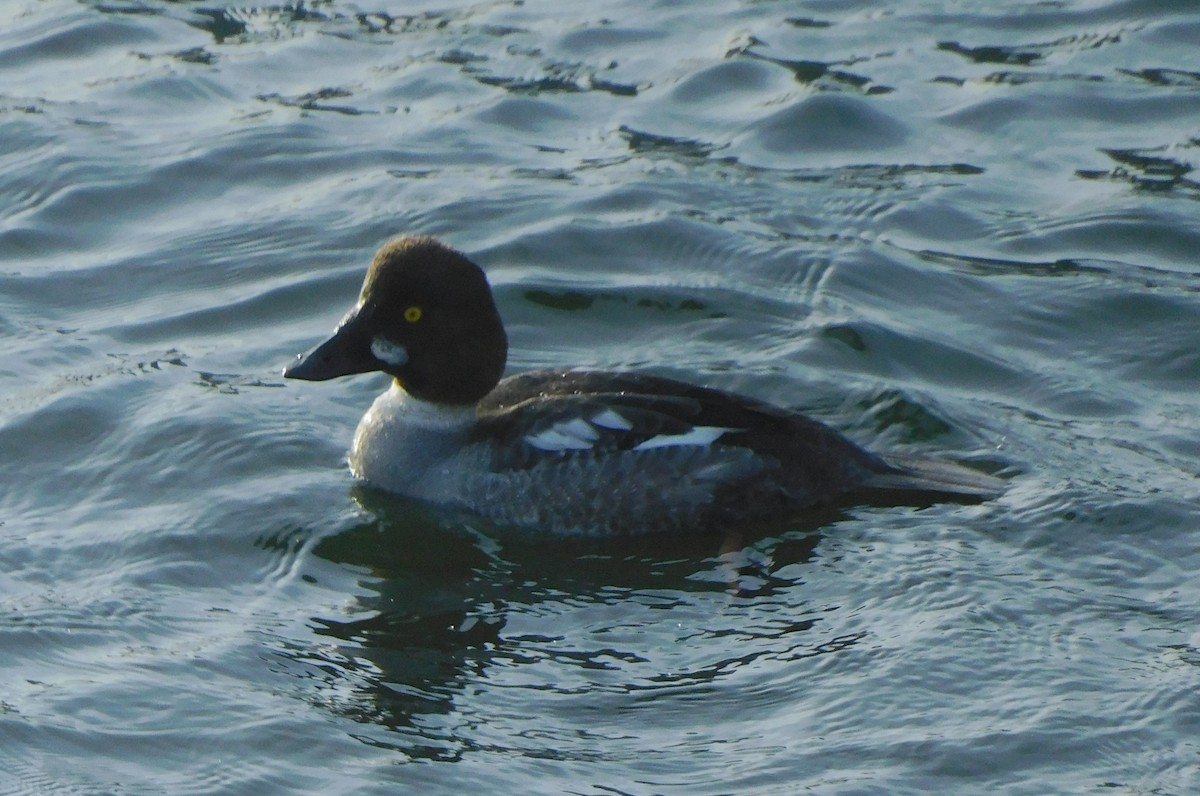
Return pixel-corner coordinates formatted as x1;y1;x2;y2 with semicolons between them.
290;487;829;758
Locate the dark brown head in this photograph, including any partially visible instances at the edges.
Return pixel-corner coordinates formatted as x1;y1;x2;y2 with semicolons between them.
285;236;508;404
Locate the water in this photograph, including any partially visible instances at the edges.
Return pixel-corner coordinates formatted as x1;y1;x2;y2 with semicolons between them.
2;0;1198;793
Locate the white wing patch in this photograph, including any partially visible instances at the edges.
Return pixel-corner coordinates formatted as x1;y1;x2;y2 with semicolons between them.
525;419;599;451
591;408;633;431
523;408;740;454
558;417;599;441
632;426;738;451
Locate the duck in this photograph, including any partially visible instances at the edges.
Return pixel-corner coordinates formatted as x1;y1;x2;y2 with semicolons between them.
285;235;1003;535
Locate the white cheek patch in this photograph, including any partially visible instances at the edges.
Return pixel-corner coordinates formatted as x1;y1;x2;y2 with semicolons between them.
632;426;738;452
370;336;409;367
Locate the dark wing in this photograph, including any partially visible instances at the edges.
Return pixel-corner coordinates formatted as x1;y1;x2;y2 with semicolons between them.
473;370;1003;530
475;369;888;489
473;389;711;470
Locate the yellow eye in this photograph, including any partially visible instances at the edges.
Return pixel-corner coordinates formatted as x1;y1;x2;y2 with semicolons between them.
404;306;423;323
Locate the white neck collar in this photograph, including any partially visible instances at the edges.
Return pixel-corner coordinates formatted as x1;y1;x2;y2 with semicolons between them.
386;381;476;429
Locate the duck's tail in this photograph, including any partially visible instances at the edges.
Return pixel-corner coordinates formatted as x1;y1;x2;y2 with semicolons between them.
858;454;1006;505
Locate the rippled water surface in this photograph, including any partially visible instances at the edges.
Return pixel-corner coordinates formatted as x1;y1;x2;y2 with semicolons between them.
2;1;1199;793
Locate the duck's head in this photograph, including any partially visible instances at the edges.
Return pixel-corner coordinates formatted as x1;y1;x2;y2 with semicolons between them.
285;236;508;405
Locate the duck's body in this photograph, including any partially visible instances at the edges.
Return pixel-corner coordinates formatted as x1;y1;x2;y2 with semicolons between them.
286;236;1002;535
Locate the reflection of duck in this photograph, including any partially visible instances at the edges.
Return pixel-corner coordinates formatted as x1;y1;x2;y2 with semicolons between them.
286;236;1003;535
297;493;828;758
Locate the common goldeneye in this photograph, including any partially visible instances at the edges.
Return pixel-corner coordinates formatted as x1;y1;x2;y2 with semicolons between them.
285;236;1003;535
